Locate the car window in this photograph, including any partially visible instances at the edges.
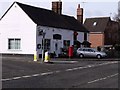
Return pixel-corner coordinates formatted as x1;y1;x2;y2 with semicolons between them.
83;49;86;51
88;49;94;52
78;48;82;51
78;48;96;52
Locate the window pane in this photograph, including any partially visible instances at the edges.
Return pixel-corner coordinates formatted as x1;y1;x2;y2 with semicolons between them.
9;39;14;49
15;39;20;49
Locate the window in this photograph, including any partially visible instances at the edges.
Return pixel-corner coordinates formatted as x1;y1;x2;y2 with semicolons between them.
8;39;21;50
78;48;82;51
53;34;62;40
42;39;51;50
88;49;94;52
63;40;70;48
93;22;97;26
83;49;86;51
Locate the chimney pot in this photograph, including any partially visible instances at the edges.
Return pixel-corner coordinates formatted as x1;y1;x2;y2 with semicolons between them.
78;4;80;8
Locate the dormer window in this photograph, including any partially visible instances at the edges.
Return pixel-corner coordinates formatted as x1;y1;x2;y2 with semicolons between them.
93;22;97;26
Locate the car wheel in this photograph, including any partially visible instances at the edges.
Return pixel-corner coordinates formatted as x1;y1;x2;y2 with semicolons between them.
97;55;101;59
79;54;84;58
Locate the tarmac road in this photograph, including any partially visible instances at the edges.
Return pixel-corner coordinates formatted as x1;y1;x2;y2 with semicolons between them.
1;55;120;89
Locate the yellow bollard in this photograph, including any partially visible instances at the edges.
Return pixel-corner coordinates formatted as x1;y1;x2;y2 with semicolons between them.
44;51;50;62
34;51;37;61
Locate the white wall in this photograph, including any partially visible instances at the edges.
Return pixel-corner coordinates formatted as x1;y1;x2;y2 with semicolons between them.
77;32;84;43
0;3;36;54
36;26;74;55
36;26;86;55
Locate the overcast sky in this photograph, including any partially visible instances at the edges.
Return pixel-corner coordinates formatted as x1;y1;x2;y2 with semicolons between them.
0;0;119;21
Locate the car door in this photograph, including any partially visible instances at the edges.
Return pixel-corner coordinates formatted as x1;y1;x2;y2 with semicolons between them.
83;49;89;57
88;49;96;57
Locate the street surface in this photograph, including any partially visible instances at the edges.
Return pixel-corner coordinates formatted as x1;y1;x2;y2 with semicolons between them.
1;55;120;89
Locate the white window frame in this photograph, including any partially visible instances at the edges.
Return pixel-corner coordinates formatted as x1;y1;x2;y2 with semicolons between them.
8;38;21;50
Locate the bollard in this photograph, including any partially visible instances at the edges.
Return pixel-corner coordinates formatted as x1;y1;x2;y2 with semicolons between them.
34;51;37;61
44;51;50;62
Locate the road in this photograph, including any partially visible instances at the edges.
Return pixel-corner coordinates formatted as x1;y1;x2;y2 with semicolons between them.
1;55;120;89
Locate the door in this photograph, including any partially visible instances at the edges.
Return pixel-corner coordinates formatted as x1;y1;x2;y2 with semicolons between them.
53;34;62;57
55;42;59;57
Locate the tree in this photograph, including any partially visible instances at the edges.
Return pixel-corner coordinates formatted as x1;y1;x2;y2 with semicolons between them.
113;13;120;22
113;1;120;44
113;1;120;21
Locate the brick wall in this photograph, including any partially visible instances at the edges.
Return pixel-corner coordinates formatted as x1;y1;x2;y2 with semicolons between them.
89;33;104;48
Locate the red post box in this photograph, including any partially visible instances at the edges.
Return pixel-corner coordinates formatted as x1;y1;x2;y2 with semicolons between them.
68;46;73;58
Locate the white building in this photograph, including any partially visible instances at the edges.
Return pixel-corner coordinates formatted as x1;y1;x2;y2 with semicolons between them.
0;2;89;57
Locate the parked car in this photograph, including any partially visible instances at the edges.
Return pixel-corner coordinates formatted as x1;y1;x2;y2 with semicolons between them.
76;48;107;59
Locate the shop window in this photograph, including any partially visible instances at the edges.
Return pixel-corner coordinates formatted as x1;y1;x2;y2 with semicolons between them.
42;39;51;50
63;40;70;48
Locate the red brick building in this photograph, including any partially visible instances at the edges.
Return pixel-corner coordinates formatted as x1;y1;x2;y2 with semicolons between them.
84;17;119;48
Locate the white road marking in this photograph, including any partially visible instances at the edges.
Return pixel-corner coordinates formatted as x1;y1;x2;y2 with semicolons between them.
55;70;61;73
1;72;54;82
65;68;75;71
52;61;78;63
65;61;118;72
32;74;40;77
12;77;21;80
88;73;118;84
1;61;118;82
22;75;31;78
87;65;92;67
41;72;53;76
1;78;12;81
69;61;78;63
65;66;90;71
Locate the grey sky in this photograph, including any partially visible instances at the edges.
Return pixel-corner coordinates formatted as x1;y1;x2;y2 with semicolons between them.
0;0;119;21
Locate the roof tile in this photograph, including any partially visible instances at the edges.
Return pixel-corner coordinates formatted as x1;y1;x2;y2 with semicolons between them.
84;17;110;32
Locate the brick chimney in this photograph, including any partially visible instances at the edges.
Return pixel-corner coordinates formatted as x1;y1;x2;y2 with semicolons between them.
52;0;62;14
77;4;83;24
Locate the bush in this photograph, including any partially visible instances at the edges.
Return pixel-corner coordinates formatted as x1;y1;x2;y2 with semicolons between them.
115;44;120;51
